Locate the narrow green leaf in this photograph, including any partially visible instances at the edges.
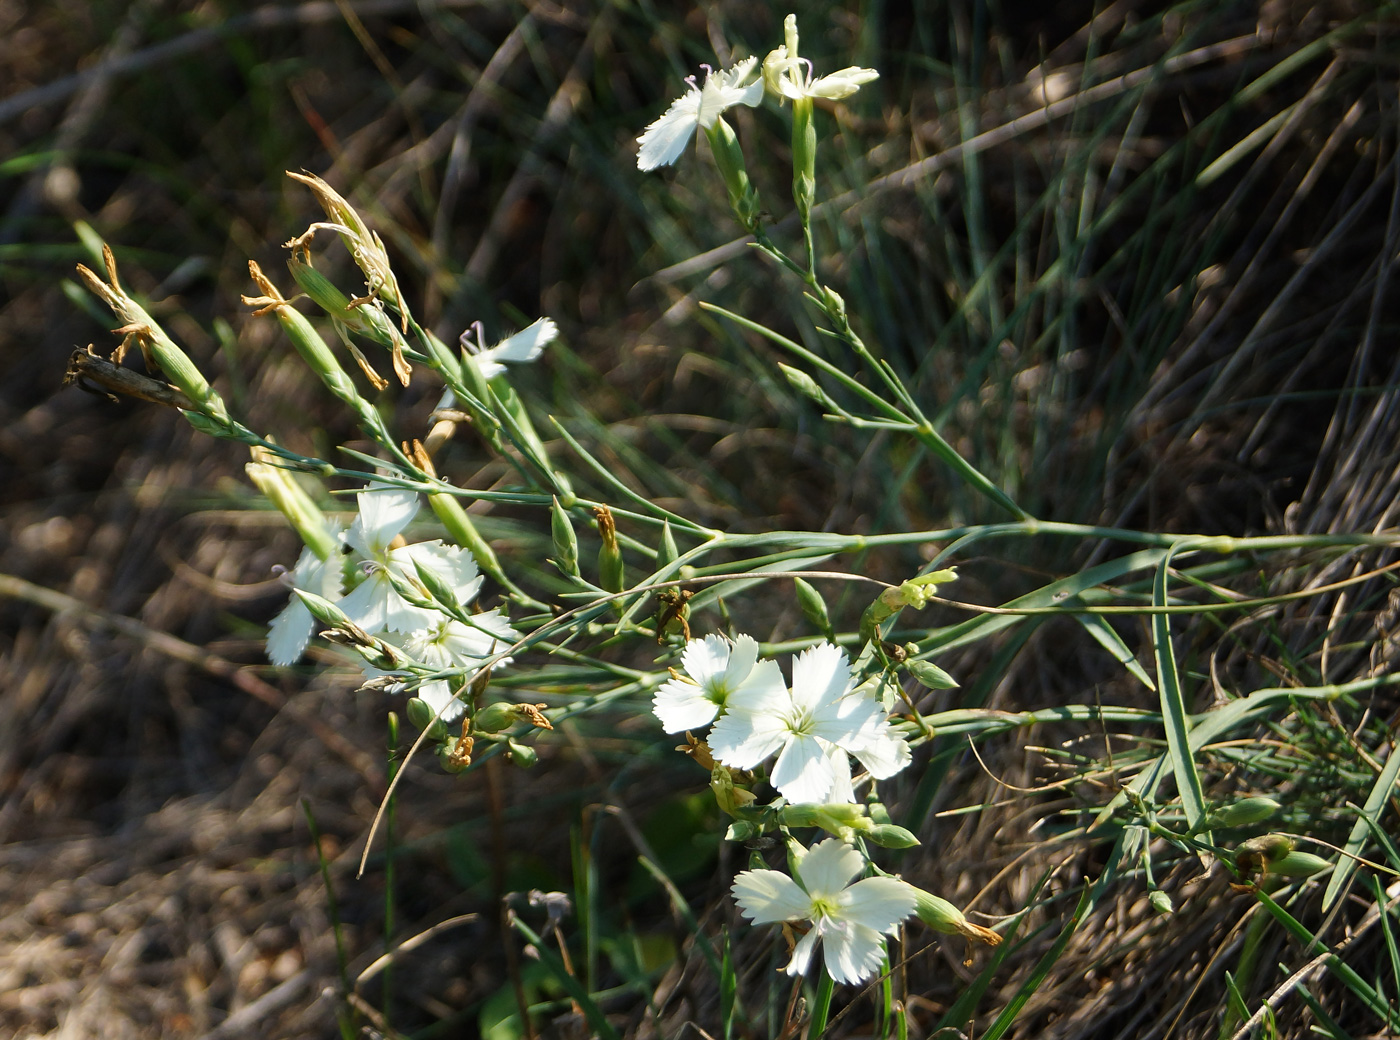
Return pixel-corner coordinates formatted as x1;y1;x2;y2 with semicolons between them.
1074;611;1154;690
1152;547;1206;831
1324;739;1400;910
506;916;620;1040
1253;888;1400;1029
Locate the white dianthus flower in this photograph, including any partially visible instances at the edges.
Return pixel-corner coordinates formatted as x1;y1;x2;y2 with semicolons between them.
652;633;784;733
709;642;910;804
732;838;916;984
636;57;765;171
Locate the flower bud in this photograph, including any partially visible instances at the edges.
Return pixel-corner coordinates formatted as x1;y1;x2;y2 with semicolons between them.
382;562;436;611
551;497;580;577
860;570;958;641
906;659;959;690
1235;833;1297;881
865;824;920;849
1268;852;1330;878
405;697;451;741
595;506;624;596
781;802;868;840
793;577;834;641
244;260;399;443
912;889;1001;946
78;243;232;426
437;742;470;773
657;520;678;571
506;739;537;767
412;555;465;617
1202;796;1280;830
711;764;757;816
820;285;847;325
427;489;511;591
246;453;339;562
778;364;834;408
293;588;353;629
791;95;816;222
474;701;553;734
1149;890;1174;915
702;116;761;231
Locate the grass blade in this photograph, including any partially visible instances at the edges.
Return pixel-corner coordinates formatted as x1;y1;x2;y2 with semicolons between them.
1153;547;1206;830
1323;737;1400;909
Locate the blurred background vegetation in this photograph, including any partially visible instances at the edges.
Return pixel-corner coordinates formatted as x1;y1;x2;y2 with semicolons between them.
3;1;1400;1037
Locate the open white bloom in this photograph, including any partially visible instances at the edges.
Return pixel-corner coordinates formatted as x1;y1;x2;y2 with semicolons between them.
267;543;344;666
652;634;785;733
369;611;519;722
762;45;878;101
709;642;911;803
461;317;558;380
732;838;916;984
636;56;765;171
761;15;878;103
337;485;483;635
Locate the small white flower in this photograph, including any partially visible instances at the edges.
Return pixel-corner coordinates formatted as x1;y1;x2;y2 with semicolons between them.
732;838;917;984
337;485;483;634
267;543;344;666
637;57;765;171
652;634;785;733
370;610;520;722
763;44;878;102
709;642;911;803
461;317;558;380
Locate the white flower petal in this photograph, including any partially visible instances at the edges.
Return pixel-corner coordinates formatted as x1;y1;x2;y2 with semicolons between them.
823;921;887;984
699;56;763;127
723;660;789;715
770;733;836;804
681;634;732;688
784;927;821;978
709;708;787;769
416;677;467;723
473;317;557;378
395;541;482;605
266;546;343;666
823;744;856;804
790;642;850;712
653;677;720;733
266;596;316;666
839;877;918;934
637;88;703;171
796;839;864;897
637;57;763;171
848;728;912;780
724;633;760;685
349;485;419;555
732;868;811;924
808;67;879;100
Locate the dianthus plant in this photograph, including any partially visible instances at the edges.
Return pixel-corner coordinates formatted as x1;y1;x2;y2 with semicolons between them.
71;9;1017;1017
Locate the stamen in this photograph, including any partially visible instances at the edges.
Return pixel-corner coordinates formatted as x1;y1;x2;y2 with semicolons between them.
458;319;486;355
